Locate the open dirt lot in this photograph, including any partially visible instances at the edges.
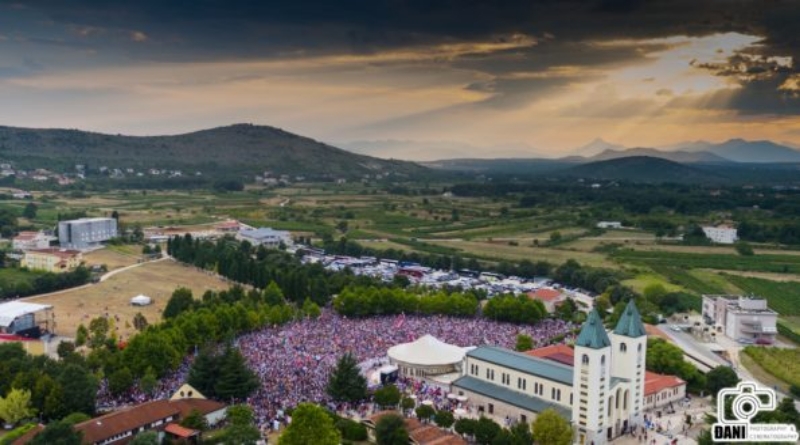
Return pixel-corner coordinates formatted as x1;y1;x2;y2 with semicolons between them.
83;248;141;271
24;260;231;341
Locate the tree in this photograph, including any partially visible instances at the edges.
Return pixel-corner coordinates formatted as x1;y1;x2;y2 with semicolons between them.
326;353;367;403
705;366;740;398
75;324;88;347
455;418;477;437
222;405;262;445
374;384;402;408
302;298;321;319
400;397;416;412
139;367;158;396
474;416;501;444
509;421;533;444
87;317;110;349
515;334;533;352
735;241;754;256
415;404;435;422
180;408;209;431
375;413;408;445
434;410;455;429
132;313;148;331
31;420;83;445
187;348;219;398
214;346;259;401
108;367;134;396
278;403;341;445
163;287;194;320
129;431;159;445
532;408;572;445
58;364;98;416
22;202;38;220
0;388;36;426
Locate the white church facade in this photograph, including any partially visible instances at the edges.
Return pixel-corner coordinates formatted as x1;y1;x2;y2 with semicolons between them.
452;300;648;444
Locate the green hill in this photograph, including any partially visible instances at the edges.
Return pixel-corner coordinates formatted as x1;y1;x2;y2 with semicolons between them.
0;123;428;179
556;156;725;184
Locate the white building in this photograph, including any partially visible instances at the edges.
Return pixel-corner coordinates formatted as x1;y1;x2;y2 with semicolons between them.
451;300;648;445
58;217;118;250
236;227;291;248
702;295;778;344
12;231;53;250
596;221;623;229
701;225;738;244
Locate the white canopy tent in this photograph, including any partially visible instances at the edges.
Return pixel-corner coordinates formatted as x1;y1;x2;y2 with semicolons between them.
130;295;152;306
387;334;468;367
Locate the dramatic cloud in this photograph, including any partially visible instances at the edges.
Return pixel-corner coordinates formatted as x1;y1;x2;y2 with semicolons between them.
0;0;798;157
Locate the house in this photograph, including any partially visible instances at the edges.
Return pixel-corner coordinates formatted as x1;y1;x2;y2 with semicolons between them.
702;295;778;344
236;227;291;248
451;301;650;445
526;288;566;313
11;190;32;199
643;372;686;411
701;225;738;244
70;390;226;445
12;231;53;251
21;248;83;273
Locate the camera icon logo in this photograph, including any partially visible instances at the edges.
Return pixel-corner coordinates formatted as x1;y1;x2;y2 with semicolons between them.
717;382;775;423
712;381;798;442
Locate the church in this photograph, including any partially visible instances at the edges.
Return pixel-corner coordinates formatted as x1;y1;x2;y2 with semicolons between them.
451;300;648;444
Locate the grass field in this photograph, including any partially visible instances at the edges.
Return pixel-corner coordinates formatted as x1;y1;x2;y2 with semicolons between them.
621;273;684;294
23;260;231;340
427;239;615;268
722;275;800;316
83;249;141;271
741;346;800;389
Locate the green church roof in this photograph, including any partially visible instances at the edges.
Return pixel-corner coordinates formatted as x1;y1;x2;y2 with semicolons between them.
613;299;647;338
575;309;611;349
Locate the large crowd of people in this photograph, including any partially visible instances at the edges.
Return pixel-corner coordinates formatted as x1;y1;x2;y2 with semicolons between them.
98;309;576;430
238;310;576;427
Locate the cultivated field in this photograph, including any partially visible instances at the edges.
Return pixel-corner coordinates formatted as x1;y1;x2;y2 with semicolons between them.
83;248;141;271
23;260;231;340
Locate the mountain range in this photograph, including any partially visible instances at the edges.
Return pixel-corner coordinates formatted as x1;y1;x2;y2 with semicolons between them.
0;124;428;179
571;138;800;164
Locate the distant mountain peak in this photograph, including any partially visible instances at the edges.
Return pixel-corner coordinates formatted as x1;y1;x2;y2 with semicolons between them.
572;138;625;157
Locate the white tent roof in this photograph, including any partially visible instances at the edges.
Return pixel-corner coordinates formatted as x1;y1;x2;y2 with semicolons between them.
130;295;152;304
387;334;467;366
0;301;52;327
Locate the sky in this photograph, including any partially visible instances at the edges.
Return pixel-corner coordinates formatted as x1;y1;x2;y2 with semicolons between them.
1;0;799;160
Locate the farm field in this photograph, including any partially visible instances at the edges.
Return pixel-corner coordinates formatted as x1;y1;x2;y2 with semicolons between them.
22;259;231;340
741;346;800;389
722;275;800;316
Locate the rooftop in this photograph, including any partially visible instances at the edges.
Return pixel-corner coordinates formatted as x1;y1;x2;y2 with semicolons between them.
613;300;647;338
453;375;572;420
467;346;573;385
575;309;611;349
644;371;685;396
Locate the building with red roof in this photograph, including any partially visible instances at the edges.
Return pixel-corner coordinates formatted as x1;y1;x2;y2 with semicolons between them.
526;288;566;312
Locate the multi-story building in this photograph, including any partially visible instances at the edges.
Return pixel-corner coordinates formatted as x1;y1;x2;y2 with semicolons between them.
58;217;118;250
702;295;778;344
701;225;738;244
451;300;648;445
21;248;83;273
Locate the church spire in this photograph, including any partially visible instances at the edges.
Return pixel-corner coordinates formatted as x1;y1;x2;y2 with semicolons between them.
575;309;611;349
613;299;647;338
